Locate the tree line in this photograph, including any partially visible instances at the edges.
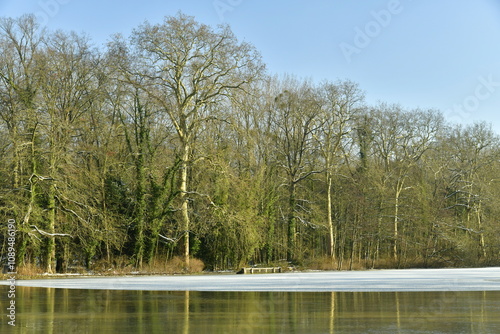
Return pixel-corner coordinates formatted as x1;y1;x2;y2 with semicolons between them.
1;14;499;273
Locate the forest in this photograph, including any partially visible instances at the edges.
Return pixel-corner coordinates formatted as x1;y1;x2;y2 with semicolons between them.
1;14;500;274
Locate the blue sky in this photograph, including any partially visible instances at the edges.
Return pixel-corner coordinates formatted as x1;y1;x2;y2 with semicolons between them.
2;0;500;133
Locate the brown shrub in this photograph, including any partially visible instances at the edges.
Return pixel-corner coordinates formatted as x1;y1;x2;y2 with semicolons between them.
164;256;205;274
16;263;44;277
87;255;205;275
306;257;372;271
307;256;337;271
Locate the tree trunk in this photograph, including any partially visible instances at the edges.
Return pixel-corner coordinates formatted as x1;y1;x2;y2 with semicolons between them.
101;177;111;263
134;158;146;268
45;181;56;273
12;130;20;189
326;173;336;260
392;179;405;262
287;181;296;262
477;202;487;258
180;142;191;267
393;188;401;262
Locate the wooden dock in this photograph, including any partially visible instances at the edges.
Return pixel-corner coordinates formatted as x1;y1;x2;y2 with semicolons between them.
237;267;282;274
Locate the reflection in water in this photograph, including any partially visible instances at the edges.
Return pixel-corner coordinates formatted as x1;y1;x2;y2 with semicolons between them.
183;291;189;334
0;286;499;333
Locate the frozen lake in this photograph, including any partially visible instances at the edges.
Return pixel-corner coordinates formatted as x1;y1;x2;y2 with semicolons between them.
4;267;500;291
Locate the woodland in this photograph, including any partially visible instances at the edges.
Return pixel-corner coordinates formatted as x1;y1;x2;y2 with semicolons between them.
1;14;500;273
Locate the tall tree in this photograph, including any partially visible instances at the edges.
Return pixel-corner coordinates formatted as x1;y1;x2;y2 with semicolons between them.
369;105;442;261
315;80;364;259
117;87;179;267
0;15;44;266
115;13;264;265
271;79;322;262
37;31;101;272
442;122;500;261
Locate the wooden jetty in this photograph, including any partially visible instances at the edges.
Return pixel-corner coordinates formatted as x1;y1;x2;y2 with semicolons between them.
237;267;282;274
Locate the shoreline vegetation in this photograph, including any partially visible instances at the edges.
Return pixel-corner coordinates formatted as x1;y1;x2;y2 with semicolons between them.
1;13;500;277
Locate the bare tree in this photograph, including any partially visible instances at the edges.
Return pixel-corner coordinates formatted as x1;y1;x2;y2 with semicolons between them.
0;15;44;266
315;80;364;259
369;104;442;261
271;78;322;261
443;122;500;260
37;31;101;272
114;13;264;265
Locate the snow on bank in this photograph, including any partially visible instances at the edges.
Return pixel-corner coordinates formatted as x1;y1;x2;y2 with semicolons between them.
1;268;500;292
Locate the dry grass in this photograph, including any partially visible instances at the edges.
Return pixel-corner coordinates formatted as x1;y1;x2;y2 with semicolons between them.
306;256;370;271
307;256;338;271
164;256;205;274
90;256;134;275
370;258;399;269
0;263;44;280
306;257;408;271
140;256;205;274
1;256;206;278
16;263;44;276
91;256;205;275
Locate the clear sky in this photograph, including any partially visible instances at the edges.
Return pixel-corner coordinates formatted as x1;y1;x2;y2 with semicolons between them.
2;0;500;133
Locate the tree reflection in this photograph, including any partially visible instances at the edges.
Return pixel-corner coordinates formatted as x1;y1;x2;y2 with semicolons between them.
4;287;499;333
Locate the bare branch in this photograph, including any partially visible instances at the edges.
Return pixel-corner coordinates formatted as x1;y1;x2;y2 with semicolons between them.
30;225;73;238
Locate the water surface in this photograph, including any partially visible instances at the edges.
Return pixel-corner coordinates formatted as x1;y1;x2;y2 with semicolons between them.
1;287;499;333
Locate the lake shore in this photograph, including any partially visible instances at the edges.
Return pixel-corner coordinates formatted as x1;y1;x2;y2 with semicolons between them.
1;267;500;292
